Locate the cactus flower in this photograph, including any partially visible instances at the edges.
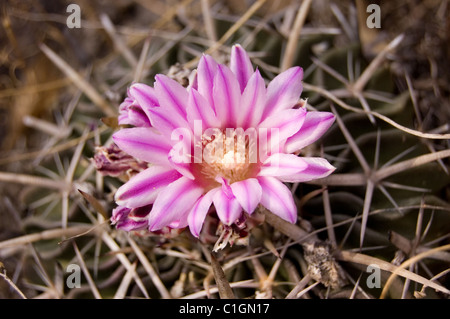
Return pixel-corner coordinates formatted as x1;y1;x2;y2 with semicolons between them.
110;44;336;241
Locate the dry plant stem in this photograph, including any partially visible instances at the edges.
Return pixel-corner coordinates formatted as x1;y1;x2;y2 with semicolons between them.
0;266;27;299
113;261;137;299
375;149;450;181
184;0;267;69
0;125;109;166
281;0;312;71
352;34;404;93
309;173;366;186
100;13;137;67
360;179;375;249
39;44;116;117
0;78;71;98
267;239;291;283
73;242;102;299
297;281;320;298
201;0;217;43
23;115;70;138
330;3;356;41
0;171;70;191
303;82;450;139
127;236;172;299
0;226;93;250
210;253;235;299
285;274;312;299
380;243;450;299
337;251;450;296
322;187;336;245
181;280;257;299
134;36;151;83
152;0;194;29
331;104;371;175
312;149;450;187
262;209;318;243
101;232;149;298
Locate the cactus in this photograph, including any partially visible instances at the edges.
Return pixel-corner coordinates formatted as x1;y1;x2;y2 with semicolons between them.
0;1;449;300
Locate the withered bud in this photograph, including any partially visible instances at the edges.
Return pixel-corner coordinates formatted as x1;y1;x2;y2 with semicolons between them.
92;144;147;181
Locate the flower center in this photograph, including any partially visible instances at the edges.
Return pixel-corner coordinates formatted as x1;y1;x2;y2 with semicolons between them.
192;128;259;187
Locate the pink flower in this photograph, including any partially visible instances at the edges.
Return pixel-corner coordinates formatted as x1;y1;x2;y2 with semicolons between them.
118;83;158;127
111;44;335;239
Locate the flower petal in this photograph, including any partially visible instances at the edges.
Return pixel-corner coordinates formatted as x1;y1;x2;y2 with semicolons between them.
112;127;172;165
213;185;242;225
257;176;297;223
118;83;159;127
230;178;262;214
129;83;159;110
116;218;148;232
148;177;204;231
285;111;335;153
118;97;151;127
115;166;181;208
213;64;241;128
113;205;152;231
263;66;303;119
186;88;220;129
147;106;191;141
258;153;308;182
257;108;307;160
111;206;131;224
154;74;188;118
197;54;218;112
283;157;335;183
168;149;195;180
239;69;266;129
188;188;219;237
230;44;254;93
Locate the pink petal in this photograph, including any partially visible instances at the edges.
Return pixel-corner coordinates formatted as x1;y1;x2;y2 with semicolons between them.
257;108;307;160
129;83;159;110
147;106;191;141
111;206;131;224
112;127;172;166
230;44;254;93
119;83;159;127
112;205;152;231
283;157;335;183
213;64;241;128
213;186;242;225
127;107;151;127
154;74;188;118
188;69;198;91
188;188;219;237
285;111;335;153
186;88;220;129
258;153;308;182
115;166;181;208
116;218;148;232
263;67;303;119
239;69;266;129
168;145;195;180
229;178;262;214
257;176;297;223
197;54;218;112
118;97;151;127
148;177;204;231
